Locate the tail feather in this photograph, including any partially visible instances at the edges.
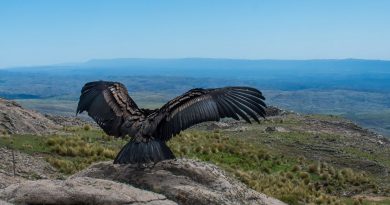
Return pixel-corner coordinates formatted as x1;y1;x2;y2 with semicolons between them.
114;138;175;164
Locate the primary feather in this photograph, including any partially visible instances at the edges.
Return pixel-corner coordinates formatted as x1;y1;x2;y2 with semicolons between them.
77;81;266;164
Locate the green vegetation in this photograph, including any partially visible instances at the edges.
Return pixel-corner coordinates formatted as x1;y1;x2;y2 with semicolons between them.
0;127;127;174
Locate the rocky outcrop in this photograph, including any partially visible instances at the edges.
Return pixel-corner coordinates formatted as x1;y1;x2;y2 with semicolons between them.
0;159;286;205
0;177;177;205
73;159;286;205
0;98;60;134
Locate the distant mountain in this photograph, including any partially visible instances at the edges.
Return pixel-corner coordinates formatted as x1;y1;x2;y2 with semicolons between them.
1;58;390;136
4;58;390;92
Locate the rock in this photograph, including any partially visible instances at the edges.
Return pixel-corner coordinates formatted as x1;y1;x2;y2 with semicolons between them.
264;126;288;133
265;106;286;117
206;122;231;130
0;177;177;205
229;126;250;132
0;173;25;190
275;127;288;132
265;126;276;132
0;98;60;135
0;199;13;205
73;159;287;205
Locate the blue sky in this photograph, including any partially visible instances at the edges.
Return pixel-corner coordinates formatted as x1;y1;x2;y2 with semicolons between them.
0;0;389;68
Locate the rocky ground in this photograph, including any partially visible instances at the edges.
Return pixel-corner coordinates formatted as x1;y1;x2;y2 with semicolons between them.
0;147;62;189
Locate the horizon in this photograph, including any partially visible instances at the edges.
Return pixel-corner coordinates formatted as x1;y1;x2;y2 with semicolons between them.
1;1;390;68
2;57;390;70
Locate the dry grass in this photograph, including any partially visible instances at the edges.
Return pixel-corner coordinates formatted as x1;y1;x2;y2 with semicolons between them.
168;130;378;205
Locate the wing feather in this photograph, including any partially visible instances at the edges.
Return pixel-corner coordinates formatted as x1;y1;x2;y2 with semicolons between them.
228;92;266;117
76;81;142;136
224;95;259;123
153;87;266;140
223;96;252;123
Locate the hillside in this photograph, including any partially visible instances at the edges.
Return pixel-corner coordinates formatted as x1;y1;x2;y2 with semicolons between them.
0;100;389;204
0;98;90;135
0;98;60;134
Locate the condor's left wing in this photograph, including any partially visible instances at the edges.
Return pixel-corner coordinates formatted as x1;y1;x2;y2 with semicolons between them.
152;87;266;141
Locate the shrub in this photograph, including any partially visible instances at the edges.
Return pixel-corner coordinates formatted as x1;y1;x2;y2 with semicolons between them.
58;145;68;155
66;147;78;157
83;124;91;131
299;171;309;179
94;146;104;156
180;147;189;155
291;165;300;172
79;146;93;157
262;167;271;174
308;163;319;173
102;149;116;158
46;138;57;146
194;146;203;153
286;172;294;179
320;173;330;181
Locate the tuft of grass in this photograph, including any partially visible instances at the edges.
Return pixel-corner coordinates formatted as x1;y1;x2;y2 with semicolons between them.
308;163;319;174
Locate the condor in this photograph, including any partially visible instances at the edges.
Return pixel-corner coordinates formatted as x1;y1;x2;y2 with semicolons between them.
77;81;266;164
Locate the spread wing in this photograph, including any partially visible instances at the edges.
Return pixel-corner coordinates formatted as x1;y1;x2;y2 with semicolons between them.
76;81;143;136
153;87;266;140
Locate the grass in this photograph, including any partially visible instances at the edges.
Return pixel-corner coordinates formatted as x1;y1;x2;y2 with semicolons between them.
0;134;52;154
167;130;387;205
344;147;390;168
0;126;128;174
343;198;390;205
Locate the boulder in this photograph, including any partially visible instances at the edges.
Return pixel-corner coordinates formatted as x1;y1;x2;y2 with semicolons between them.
73;159;286;205
0;177;176;205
